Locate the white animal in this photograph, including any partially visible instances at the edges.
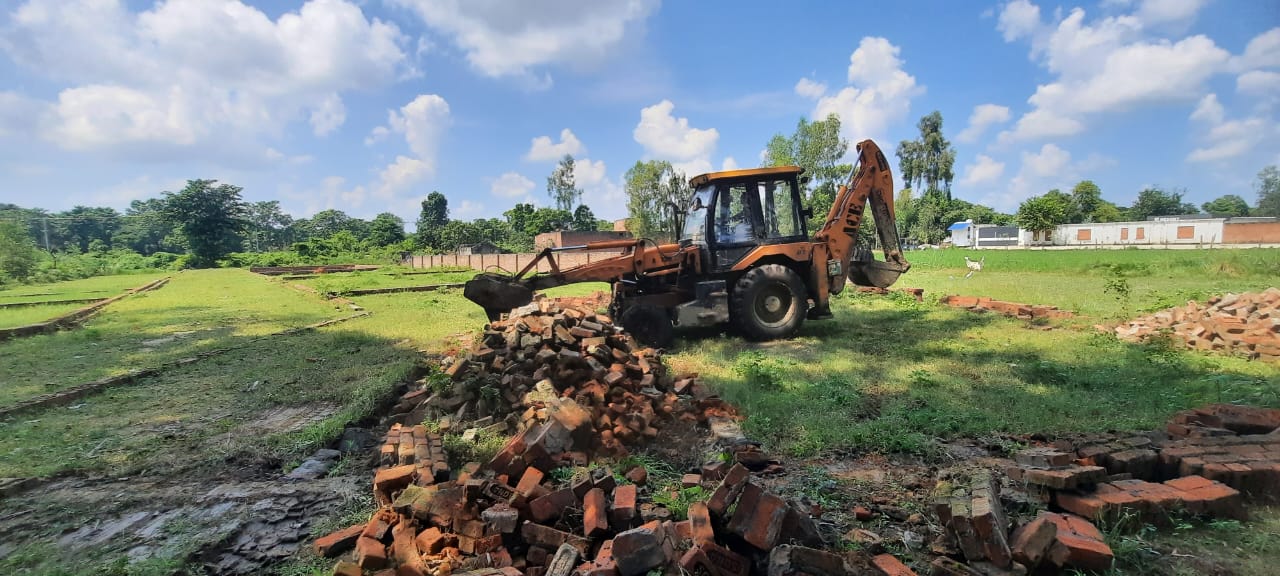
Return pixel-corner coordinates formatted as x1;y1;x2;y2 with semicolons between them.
964;256;985;278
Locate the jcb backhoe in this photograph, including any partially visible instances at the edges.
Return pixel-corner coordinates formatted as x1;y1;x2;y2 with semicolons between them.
463;139;910;347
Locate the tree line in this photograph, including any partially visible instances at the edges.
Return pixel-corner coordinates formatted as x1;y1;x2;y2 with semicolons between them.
4;111;1279;286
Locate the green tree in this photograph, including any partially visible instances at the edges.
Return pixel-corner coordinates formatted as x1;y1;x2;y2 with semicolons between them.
1201;195;1250;217
437;220;481;252
547;155;582;212
1071;180;1102;223
896;111;956;200
161;179;249;267
623;160;690;241
115;198;180;255
1129;187;1195;220
60;206;121;252
1254;165;1280;217
526;208;572;236
309;209;358;239
1017;192;1071;236
0;220;37;284
245;200;293;251
572;205;598;232
1092;201;1125;223
764;114;849;231
367;213;407;247
416;192;449;249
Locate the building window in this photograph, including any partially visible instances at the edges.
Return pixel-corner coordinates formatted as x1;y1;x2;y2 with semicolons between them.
1120;228;1129;240
1077;229;1092;241
1136;227;1145;240
1177;225;1195;239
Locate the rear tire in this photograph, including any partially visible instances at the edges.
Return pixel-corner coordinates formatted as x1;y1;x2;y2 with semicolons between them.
620;304;674;349
730;264;807;341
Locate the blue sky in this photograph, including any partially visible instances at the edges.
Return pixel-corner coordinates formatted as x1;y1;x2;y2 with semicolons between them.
1;0;1277;227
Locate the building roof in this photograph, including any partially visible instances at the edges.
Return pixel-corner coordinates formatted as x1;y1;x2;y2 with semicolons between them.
687;165;803;187
946;222;971;231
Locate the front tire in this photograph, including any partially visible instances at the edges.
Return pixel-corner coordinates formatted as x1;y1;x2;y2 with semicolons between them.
620;304;674;349
730;264;807;341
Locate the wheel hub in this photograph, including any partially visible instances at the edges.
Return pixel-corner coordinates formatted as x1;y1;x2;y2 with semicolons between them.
763;295;782;313
754;284;793;326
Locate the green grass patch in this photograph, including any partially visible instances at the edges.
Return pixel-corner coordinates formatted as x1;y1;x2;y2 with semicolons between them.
669;286;1280;457
0;269;344;408
0;272;168;304
0;301;93;328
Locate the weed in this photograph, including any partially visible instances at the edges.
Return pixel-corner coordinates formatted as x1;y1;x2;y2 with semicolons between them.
651;484;707;520
442;427;508;469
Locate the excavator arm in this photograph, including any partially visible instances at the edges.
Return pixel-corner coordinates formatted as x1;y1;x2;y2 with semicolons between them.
811;139;911;300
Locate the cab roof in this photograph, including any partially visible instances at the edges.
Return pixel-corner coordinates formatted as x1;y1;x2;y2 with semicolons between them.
687;165;803;188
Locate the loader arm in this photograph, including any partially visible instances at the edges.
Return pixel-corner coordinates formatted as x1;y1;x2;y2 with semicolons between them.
811;139;910;297
463;239;693;320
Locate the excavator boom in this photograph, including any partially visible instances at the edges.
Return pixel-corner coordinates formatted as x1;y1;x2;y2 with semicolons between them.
813;139;910;292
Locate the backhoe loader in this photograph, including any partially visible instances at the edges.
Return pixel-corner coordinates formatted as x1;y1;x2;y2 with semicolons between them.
463;139;910;347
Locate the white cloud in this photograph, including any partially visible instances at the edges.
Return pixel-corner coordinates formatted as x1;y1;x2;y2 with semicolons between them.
1;0;408;160
377;94;451;176
633;100;719;161
721;157;740;171
491;172;536;198
387;0;657;82
957;104;1012;143
526;128;585;162
1186;93;1269;163
995;3;1231;143
1022;143;1071;177
573;158;626;217
959;155;1006;186
309;93;346;136
374;156;429;199
793;78;827;99
1237;70;1280;98
1231;28;1280;71
981;143;1103;211
803;37;924;144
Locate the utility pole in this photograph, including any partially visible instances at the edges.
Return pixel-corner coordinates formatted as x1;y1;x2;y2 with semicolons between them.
43;216;57;268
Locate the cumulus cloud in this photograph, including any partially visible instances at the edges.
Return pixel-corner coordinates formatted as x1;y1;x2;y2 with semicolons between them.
526;129;585;162
634;100;719;161
798;37;924;144
573;157;626;217
957;104;1012;143
721;157;740;171
959;155;1006;186
793;78;827;99
0;0;409;161
1186;93;1270;163
994;1;1231;144
387;0;657;82
1237;70;1280;98
359;94;451;205
491;172;536;198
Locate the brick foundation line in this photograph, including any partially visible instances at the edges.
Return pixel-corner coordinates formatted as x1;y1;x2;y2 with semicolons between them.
0;276;171;342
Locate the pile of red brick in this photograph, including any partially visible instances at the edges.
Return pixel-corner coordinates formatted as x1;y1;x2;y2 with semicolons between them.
383;296;733;454
1114;289;1280;361
940;295;1072;320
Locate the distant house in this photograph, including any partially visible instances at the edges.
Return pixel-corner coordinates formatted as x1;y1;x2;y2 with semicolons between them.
534;230;633;250
947;220;975;247
457;241;504;255
613;219;629;232
948;220;1021;248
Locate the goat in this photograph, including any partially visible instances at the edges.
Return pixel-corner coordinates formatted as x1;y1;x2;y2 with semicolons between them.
963;255;985;278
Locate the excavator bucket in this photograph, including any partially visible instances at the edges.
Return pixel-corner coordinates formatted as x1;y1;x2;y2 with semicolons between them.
848;259;907;289
464;273;534;320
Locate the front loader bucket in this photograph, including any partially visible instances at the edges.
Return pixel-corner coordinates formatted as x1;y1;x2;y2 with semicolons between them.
464;273;534;321
849;259;909;289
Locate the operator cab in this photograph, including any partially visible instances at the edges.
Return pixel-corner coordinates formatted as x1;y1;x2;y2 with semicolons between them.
682;166;807;272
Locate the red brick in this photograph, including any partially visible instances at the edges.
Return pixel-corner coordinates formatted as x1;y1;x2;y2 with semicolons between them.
625;466;648;485
1009;514;1057;568
521;521;590;554
374;464;417;502
854;506;874;521
725;482;787;550
314;523;364;557
583;488;609;538
706;463;750;517
1055;492;1107;520
530;488;576;524
361;508;397;541
611;484;637;529
391;522;420;567
1024;466;1106;490
1042;513;1113;572
332;561;362;576
355;536;388;570
871;553;918;576
687;501;715;547
516;467;547;500
612;527;665;576
414;526;446;554
682;473;703;488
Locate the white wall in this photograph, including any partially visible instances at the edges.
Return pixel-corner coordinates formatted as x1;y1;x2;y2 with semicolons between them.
1052;219;1225;246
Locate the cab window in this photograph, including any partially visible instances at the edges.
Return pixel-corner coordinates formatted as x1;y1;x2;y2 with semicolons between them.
757;179;801;238
715;184;754;244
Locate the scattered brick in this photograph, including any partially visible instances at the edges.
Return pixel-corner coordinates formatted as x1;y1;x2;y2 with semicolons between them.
766;545;855;576
1041;513;1113;573
613;527;666;576
355;536;388;570
725;482;788;551
1009;513;1057;569
1115;290;1280;362
870;553;918;576
314;523;365;557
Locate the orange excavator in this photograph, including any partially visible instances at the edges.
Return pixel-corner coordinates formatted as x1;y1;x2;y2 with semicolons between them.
464;139;910;346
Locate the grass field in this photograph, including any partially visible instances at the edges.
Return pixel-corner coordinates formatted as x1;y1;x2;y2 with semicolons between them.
0;272;168;304
0;251;1276;575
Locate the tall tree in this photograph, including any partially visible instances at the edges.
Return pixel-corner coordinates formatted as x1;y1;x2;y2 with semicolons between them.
1017;192;1071;236
897;111;956;200
367;213;407;247
572;205;598;232
161;179;249;267
0;220;37;284
60;206;121;252
1129;187;1196;220
1071;180;1102;223
309;209;359;239
1201;195;1250;217
1255;165;1280;217
764;114;849;231
115;198;180;255
624;160;690;241
547;155;582;212
245;200;293;251
416;192;449;249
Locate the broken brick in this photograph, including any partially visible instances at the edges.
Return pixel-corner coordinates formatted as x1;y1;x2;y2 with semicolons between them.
583;488;609;538
1009;513;1057;569
355;536;388;570
726;482;788;551
870;553;917;576
314;523;364;557
612;527;665;576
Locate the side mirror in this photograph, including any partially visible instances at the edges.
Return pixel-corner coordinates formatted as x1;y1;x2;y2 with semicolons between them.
802;207;815;219
799;175;812;187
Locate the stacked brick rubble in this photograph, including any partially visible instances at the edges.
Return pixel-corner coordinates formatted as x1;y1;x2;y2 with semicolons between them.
1114;289;1280;361
940;296;1072;320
